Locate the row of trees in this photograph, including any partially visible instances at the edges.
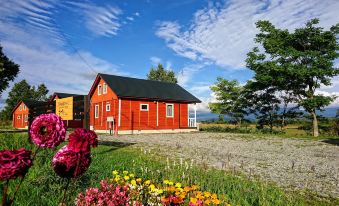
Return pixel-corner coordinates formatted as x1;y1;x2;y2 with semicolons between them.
210;19;339;137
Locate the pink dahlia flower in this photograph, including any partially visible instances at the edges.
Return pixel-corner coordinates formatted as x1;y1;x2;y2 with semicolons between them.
0;148;32;180
29;113;66;148
52;145;91;178
68;128;98;153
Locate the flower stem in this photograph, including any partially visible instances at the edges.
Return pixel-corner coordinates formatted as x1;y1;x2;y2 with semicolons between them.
9;146;40;205
1;180;9;206
60;178;71;205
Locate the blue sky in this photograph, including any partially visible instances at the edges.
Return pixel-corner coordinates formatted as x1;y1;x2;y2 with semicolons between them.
0;0;338;111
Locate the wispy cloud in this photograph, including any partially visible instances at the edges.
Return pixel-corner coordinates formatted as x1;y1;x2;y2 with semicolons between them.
66;1;122;37
156;0;339;69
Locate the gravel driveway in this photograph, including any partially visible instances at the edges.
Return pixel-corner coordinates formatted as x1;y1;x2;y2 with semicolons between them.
99;132;339;198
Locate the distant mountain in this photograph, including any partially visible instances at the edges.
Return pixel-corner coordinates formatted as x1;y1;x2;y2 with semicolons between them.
196;107;338;122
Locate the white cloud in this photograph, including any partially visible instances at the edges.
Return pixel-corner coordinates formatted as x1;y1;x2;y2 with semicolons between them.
67;1;122;37
177;64;204;87
156;0;339;69
150;56;162;65
149;56;173;71
134;12;140;17
127;16;134;21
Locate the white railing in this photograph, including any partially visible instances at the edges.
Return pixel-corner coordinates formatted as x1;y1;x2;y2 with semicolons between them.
188;118;196;127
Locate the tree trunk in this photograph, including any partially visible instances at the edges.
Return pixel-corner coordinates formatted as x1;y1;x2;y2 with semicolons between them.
311;111;319;137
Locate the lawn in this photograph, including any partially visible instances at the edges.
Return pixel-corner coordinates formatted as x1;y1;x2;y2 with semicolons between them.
0;132;337;206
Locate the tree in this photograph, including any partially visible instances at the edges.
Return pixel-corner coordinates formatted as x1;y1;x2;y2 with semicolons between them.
0;45;20;96
246;19;339;137
147;64;177;83
209;77;248;127
0;80;49;120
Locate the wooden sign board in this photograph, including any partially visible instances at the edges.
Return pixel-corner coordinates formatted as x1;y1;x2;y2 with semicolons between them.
56;97;73;120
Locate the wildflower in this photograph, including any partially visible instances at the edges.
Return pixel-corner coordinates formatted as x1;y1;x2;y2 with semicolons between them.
158;189;164;194
124;175;130;181
144;180;151;185
129;173;135;178
0;148;32;180
112;170;118;175
205;199;211;205
168;181;174;186
190;197;198;204
204;191;211;198
29;113;66;148
136;178;142;183
149;184;156;192
211;193;218;199
123;170;129;175
68;128;98;152
184;186;191;192
52;145;91;178
131;179;136;185
191;185;199;190
114;175;121;182
163;179;170;185
175;182;182;188
211;198;221;205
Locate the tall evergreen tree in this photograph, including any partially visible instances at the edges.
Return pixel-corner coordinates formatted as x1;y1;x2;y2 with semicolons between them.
0;45;20;96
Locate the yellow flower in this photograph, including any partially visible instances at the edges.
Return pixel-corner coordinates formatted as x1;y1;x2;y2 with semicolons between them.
124;175;130;181
205;199;211;205
158;189;164;194
123;171;129;175
129;173;135;178
211;198;220;205
204;191;211;198
168;181;174;186
163;180;170;185
136;178;142;183
184;186;191;192
131;180;136;185
112;170;119;175
175;182;182;188
114;175;120;182
149;184;156;192
211;193;218;199
144;180;151;185
190;197;198;204
191;185;199;190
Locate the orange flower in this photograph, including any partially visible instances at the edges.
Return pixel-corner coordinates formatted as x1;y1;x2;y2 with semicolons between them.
205;199;211;205
191;185;199;190
172;196;184;204
211;198;221;205
184;186;191;192
190;197;198;204
211;193;218;199
161;196;170;204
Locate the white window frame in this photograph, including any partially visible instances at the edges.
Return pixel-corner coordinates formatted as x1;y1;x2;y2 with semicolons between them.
106;103;110;112
19;105;22;111
24;115;28;122
23;105;26;110
103;83;107;94
17;115;21;120
140;104;149;111
166;103;174;117
98;84;102;95
95;104;99;119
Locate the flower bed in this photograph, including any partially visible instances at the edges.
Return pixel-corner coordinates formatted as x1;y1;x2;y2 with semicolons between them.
76;170;231;206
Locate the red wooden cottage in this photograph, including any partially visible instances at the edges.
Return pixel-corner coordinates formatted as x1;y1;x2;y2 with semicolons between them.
88;73;201;134
12;100;45;129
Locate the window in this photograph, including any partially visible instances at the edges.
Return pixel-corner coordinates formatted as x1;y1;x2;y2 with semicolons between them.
95;105;99;118
103;83;107;94
166;104;174;117
19;105;22;111
106;103;110;111
23;105;26;110
98;84;102;95
24;115;28;122
140;104;149;111
17;115;21;120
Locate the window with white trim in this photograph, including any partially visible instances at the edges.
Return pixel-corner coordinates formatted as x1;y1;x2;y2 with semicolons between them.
166;104;174;117
95;104;99;118
24;115;28;122
106;103;110;111
17;115;21;120
98;84;102;95
140;104;149;111
19;105;22;111
23;105;26;110
103;83;107;94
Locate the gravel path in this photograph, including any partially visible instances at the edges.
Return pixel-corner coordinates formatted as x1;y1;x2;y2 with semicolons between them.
99;132;339;197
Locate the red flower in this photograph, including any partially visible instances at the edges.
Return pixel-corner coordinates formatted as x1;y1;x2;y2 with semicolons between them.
0;148;32;180
29;113;66;148
68;128;98;152
52;145;91;178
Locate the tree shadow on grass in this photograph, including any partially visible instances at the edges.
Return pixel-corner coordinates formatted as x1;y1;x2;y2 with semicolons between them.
96;141;135;155
321;138;339;146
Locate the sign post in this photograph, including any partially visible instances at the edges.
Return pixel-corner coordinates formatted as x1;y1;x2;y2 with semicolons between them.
56;97;73;120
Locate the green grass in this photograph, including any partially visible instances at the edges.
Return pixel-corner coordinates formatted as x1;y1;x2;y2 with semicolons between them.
0;133;338;206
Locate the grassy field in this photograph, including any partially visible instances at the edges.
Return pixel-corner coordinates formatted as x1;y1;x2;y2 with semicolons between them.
0;133;337;206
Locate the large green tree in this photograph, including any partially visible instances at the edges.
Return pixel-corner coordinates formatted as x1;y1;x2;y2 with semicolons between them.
246;19;339;137
147;64;177;83
0;45;20;96
0;80;49;120
209;77;248;127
